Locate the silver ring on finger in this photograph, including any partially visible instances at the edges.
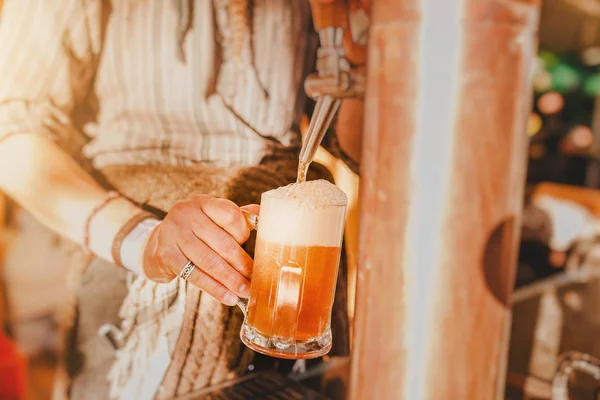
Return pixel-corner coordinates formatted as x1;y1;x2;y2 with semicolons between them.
179;260;196;281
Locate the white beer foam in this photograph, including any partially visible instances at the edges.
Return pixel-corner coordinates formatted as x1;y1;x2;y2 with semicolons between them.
258;180;347;247
266;179;348;207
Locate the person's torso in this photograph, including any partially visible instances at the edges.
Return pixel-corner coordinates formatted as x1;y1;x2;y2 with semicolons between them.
84;0;310;169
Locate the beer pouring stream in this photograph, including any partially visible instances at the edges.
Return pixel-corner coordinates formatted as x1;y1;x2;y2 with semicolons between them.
297;95;341;183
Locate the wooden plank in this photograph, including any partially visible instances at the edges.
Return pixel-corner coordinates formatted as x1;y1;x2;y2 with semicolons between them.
349;0;540;398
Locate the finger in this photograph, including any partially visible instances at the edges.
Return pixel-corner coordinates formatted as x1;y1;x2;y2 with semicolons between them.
241;204;260;231
158;241;239;306
185;265;239;306
178;232;251;298
165;201;253;277
190;212;253;278
148;233;239;306
196;196;251;243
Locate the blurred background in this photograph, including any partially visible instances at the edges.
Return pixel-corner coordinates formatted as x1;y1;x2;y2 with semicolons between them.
4;0;600;399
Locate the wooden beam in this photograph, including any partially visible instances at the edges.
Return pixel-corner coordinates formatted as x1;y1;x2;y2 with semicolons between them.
349;1;540;399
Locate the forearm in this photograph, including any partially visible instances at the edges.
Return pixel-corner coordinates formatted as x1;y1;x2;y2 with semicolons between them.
0;134;142;261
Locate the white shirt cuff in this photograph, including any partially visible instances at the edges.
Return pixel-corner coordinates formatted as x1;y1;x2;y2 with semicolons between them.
120;218;161;276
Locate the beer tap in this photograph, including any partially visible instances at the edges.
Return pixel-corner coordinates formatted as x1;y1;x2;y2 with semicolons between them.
298;0;368;182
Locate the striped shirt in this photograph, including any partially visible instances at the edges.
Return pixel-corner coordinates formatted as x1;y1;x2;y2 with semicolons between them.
0;0;312;169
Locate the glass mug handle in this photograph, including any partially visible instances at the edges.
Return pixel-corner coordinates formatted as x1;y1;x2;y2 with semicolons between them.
236;210;259;316
552;351;600;400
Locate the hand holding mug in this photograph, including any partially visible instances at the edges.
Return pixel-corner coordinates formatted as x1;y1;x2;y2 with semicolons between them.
142;194;259;306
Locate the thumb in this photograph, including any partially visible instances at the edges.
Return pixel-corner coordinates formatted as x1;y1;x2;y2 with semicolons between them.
240;204;260;230
240;204;260;216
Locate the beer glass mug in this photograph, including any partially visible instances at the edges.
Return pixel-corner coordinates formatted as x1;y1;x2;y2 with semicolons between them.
238;182;347;359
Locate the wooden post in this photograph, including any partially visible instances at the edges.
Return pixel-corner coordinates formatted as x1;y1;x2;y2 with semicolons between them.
349;1;540;399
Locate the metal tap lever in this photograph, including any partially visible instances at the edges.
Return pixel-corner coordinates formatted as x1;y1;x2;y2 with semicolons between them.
298;95;342;180
299;0;367;182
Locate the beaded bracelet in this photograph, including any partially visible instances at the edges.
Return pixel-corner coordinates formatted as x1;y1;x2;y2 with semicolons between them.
83;191;121;256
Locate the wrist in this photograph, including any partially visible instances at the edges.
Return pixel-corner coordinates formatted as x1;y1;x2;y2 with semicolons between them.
87;195;142;261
